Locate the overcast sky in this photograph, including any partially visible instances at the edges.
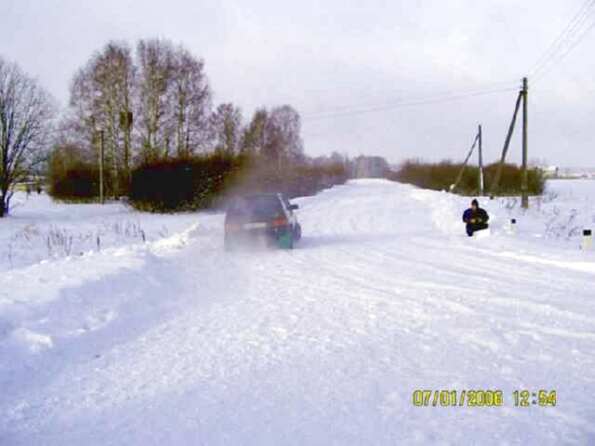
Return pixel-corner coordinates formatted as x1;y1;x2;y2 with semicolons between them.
2;0;594;166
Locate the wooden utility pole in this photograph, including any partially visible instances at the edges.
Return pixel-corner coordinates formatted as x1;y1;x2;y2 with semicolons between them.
490;90;523;196
478;124;484;195
450;131;479;192
521;77;529;208
121;111;133;191
99;129;105;204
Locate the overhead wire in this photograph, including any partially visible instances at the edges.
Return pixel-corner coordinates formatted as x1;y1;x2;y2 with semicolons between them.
528;0;594;76
302;84;518;121
304;1;595;121
529;0;595;82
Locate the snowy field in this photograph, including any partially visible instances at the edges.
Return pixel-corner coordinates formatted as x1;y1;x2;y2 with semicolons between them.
0;193;204;270
1;179;594;445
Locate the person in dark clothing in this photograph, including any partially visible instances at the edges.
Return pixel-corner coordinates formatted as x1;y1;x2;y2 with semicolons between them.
462;199;489;237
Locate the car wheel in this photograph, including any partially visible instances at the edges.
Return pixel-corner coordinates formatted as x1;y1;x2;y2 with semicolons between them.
277;232;294;250
293;224;302;241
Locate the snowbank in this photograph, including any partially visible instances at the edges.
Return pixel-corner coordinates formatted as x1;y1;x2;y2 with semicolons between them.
1;192;203;269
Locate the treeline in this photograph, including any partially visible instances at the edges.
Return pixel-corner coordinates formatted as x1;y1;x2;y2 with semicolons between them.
127;153;349;212
391;160;545;196
48;38;349;210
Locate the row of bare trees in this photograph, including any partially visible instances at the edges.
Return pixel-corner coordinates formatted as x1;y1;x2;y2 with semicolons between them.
59;39;212;194
57;38;304;197
0;38;306;215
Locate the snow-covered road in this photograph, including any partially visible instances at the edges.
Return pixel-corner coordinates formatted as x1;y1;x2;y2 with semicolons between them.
1;180;595;445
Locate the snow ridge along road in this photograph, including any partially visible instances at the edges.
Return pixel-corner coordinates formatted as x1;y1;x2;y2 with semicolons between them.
1;179;594;445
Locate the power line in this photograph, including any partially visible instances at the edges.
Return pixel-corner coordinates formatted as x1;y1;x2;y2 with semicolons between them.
303;0;595;122
528;0;595;76
530;0;595;81
304;79;518;115
303;81;518;117
535;18;595;82
302;85;518;121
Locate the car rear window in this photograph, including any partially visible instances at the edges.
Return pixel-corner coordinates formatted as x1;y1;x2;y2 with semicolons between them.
227;195;283;221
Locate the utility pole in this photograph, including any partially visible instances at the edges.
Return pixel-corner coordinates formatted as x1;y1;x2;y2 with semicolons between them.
521;77;529;209
450;131;479;193
99;129;105;204
121;111;133;191
490;90;523;196
478;124;484;195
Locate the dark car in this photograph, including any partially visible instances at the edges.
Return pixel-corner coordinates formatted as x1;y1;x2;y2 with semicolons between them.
224;193;302;250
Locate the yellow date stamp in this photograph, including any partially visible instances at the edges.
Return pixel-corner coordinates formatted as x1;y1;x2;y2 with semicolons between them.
412;389;556;407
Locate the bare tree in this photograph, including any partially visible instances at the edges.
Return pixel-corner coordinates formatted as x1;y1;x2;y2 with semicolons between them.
63;66;96;163
263;105;304;166
210;103;243;154
63;38;215;173
0;58;54;217
240;108;268;154
136;38;175;159
66;41;134;196
171;47;211;157
93;42;135;195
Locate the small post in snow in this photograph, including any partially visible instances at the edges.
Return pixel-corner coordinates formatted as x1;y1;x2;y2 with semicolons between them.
478;124;484;196
506;218;517;235
582;229;592;251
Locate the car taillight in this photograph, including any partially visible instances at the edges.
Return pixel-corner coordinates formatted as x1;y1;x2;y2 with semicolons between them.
271;216;288;227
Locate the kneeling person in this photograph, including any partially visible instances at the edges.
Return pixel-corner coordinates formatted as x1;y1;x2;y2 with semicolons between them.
462;199;489;237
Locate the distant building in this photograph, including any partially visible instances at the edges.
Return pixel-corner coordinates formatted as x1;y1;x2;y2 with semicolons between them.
352;156;389;178
542;166;559;178
555;167;595;179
